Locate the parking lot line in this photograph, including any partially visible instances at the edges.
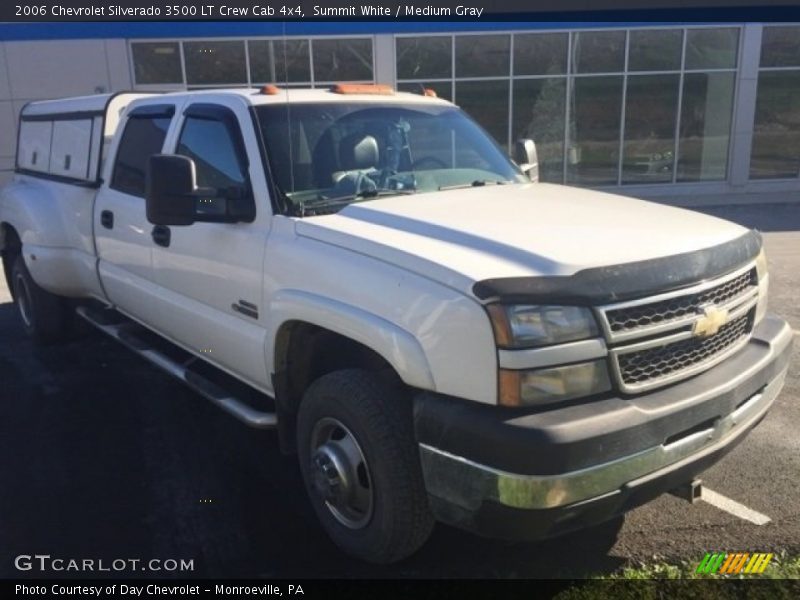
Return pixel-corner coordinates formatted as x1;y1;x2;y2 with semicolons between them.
701;488;772;525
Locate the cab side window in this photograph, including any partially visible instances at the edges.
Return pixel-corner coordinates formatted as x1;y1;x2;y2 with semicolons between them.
110;114;171;197
177;117;247;190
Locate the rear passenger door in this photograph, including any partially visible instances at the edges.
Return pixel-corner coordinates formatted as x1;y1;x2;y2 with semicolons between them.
95;103;178;322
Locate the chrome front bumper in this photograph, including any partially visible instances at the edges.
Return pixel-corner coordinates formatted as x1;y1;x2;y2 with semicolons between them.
416;317;792;525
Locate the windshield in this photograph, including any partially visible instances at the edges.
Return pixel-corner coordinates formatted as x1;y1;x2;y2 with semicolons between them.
255;102;527;215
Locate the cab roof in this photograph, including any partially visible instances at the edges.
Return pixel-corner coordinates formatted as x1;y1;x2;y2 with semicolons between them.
152;86;452;107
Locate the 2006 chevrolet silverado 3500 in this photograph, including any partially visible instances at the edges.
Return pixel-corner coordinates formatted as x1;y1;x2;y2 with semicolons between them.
0;85;792;563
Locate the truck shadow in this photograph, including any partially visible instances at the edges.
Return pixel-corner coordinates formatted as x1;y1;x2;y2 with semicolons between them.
0;303;624;579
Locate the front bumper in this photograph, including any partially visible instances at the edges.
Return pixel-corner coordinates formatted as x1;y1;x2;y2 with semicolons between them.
414;316;793;540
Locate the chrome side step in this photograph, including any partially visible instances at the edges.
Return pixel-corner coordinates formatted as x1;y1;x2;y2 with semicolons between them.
76;306;277;429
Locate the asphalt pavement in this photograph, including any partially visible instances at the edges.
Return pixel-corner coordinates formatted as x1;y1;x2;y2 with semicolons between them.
0;202;798;578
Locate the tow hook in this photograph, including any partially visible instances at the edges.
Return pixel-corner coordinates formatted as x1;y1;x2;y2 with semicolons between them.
670;479;703;504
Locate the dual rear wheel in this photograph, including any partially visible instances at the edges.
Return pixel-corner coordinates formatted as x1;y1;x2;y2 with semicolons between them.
11;254;73;344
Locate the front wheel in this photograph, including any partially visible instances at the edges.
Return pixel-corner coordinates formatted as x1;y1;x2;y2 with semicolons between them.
11;254;72;344
296;369;434;564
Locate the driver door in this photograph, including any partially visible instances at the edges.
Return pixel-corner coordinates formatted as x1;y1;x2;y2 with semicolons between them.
148;97;272;390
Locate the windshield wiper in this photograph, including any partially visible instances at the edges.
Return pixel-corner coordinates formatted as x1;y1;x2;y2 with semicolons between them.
299;188;416;216
320;188;417;204
438;180;509;191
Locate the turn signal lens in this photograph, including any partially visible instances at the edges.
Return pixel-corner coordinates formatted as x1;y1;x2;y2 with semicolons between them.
499;360;611;407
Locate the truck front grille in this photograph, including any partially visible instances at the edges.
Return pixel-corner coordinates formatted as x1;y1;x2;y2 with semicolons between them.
605;269;756;335
616;312;752;388
598;263;760;393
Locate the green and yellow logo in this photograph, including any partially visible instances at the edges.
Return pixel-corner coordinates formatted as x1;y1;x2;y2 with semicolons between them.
696;552;774;575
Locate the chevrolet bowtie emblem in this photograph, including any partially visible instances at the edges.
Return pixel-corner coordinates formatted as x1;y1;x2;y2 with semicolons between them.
693;305;730;338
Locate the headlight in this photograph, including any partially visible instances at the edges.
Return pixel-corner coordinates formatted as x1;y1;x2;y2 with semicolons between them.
499;360;612;407
755;248;768;280
755;248;769;324
487;304;599;348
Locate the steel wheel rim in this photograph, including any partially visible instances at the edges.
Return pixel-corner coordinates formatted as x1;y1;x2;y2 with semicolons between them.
309;417;374;530
13;271;33;328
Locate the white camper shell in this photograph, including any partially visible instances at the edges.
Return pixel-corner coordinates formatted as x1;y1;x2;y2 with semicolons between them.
16;93;152;184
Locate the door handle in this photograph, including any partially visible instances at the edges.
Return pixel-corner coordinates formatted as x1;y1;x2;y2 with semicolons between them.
100;210;114;229
151;225;171;248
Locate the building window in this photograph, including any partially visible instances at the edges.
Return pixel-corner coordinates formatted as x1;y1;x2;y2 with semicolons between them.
622;74;680;184
131;37;372;89
750;26;800;180
455;80;510;147
312;38;373;82
184;41;247;85
397;26;739;187
455;35;510;78
678;72;736;181
512;78;566;182
567;76;624;185
249;39;311;84
131;42;182;85
571;30;626;74
397;36;451;79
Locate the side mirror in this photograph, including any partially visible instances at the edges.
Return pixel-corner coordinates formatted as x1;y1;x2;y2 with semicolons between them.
514;139;539;183
146;154;198;226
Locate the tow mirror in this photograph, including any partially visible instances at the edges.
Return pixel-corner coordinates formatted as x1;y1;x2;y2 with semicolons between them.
514;139;539;183
145;154;255;226
145;154;198;226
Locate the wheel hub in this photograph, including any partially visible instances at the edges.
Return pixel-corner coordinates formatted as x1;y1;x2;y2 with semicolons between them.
308;417;374;530
310;443;351;503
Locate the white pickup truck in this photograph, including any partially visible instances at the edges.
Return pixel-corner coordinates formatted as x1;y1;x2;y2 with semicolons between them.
0;85;792;564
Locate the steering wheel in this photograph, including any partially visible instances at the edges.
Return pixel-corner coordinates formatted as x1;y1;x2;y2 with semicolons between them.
411;156;448;171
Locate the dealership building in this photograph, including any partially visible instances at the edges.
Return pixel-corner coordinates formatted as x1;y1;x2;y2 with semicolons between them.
0;21;799;202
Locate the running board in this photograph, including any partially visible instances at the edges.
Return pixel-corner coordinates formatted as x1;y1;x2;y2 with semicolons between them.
76;306;277;429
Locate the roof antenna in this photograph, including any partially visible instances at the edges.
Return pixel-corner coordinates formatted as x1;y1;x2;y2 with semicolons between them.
280;23;298;215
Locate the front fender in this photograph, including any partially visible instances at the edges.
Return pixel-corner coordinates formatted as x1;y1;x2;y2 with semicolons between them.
267;289;435;391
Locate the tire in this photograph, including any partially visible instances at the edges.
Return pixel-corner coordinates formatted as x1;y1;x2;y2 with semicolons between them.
11;254;72;344
297;369;434;564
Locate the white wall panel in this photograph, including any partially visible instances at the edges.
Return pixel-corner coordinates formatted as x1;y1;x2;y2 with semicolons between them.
0;43;11;100
105;39;133;91
5;40;110;99
0;101;15;157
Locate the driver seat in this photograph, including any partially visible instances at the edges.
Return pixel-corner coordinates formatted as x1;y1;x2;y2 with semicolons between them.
338;133;380;173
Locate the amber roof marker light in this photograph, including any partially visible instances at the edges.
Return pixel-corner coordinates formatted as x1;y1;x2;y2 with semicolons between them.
331;83;395;95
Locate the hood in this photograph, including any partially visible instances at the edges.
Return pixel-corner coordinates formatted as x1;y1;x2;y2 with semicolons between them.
295;183;749;297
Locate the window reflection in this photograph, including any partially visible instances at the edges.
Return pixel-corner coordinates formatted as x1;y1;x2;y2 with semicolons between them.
455;35;510;78
760;26;800;68
456;80;510;149
571;31;625;74
750;71;800;179
131;42;182;85
685;28;739;70
249;39;310;83
512;78;566;182
567;76;623;184
514;33;568;76
184;41;247;85
628;29;682;72
623;74;680;183
312;39;373;82
397;37;451;79
677;72;735;181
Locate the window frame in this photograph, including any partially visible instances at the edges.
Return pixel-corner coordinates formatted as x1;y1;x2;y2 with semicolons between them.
109;104;176;198
172;102;256;222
